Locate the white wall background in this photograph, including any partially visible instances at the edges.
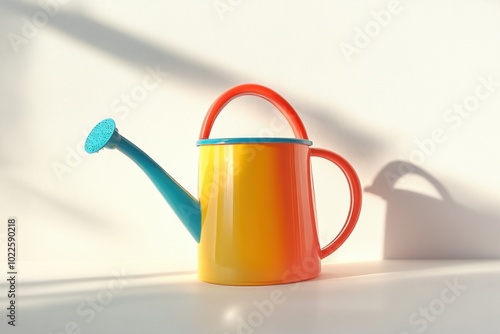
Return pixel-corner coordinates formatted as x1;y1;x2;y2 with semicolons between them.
1;0;500;279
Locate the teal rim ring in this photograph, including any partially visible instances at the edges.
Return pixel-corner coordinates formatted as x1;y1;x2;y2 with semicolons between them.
196;137;313;146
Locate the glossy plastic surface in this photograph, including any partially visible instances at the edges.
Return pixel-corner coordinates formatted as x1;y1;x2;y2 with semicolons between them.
198;142;320;285
84;84;362;286
115;136;202;243
84;119;202;242
310;148;362;259
196;84;362;285
199;83;309;140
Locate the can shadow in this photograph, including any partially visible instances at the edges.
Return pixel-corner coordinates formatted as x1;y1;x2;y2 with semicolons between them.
365;160;500;259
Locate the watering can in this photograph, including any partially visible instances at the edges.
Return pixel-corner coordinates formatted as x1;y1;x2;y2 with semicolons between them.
85;84;362;285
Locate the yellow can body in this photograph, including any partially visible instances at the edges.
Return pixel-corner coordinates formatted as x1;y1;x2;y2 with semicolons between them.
197;140;321;285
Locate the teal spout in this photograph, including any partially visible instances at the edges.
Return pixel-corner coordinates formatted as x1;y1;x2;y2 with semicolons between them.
84;119;201;243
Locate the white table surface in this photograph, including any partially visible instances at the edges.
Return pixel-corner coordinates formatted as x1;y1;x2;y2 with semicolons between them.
2;260;499;334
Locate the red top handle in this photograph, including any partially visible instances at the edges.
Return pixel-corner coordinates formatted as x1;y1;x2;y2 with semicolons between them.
199;84;309;140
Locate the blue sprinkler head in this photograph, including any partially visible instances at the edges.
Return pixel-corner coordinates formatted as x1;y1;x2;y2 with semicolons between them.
85;118;122;154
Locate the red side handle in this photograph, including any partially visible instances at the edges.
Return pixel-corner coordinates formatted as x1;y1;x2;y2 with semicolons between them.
310;148;362;259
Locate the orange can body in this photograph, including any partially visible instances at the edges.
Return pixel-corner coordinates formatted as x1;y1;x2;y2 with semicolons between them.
197;140;320;285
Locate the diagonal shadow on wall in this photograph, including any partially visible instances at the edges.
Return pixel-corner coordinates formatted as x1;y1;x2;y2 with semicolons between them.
1;0;382;158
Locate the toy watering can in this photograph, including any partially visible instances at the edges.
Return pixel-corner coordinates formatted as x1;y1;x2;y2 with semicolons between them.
85;84;362;285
